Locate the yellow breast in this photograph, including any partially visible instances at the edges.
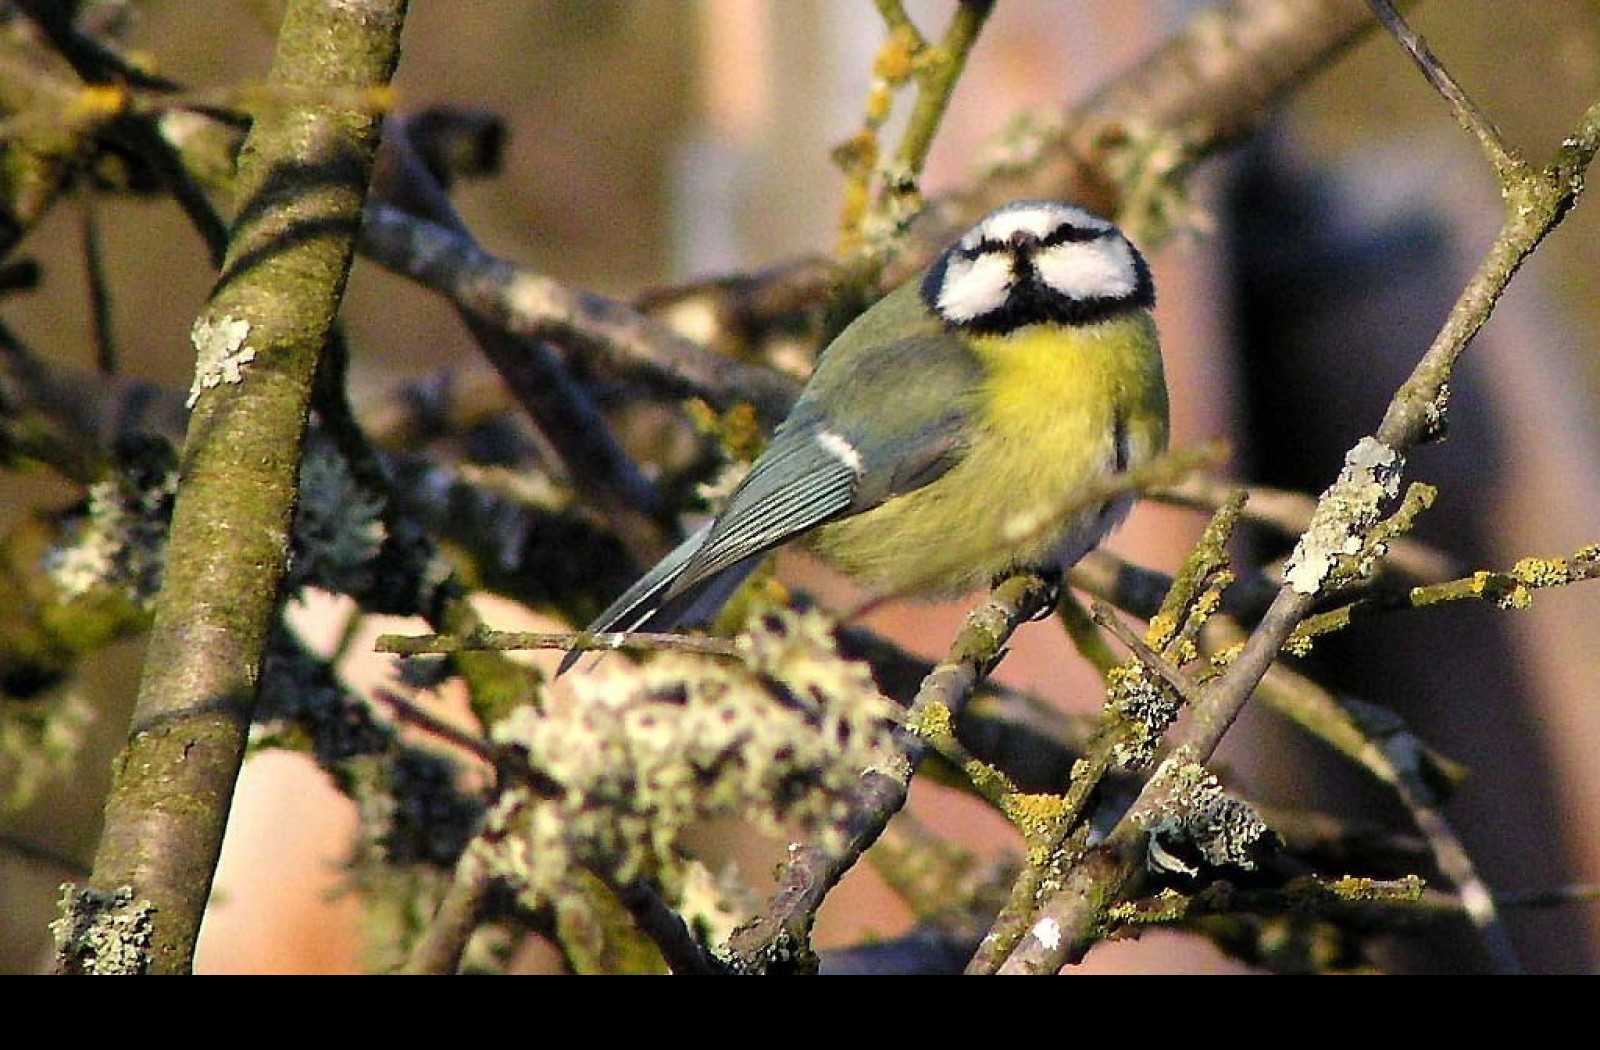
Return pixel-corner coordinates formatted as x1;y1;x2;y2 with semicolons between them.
809;313;1167;597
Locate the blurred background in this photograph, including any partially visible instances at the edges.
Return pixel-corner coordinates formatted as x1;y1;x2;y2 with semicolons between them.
3;0;1600;973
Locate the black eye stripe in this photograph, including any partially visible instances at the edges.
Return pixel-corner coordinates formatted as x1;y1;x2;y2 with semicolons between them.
1042;224;1105;246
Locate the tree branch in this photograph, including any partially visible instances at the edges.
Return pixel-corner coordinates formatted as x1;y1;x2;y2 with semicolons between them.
63;0;408;975
357;201;799;429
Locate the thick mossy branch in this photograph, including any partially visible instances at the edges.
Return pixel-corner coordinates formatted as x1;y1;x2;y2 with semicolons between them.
67;0;408;976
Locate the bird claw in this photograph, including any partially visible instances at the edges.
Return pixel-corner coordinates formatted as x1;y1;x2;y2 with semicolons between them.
1028;574;1063;621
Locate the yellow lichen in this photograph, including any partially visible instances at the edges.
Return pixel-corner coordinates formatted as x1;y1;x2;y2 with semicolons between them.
1209;642;1244;669
874;26;920;84
1282;631;1315;658
1497;583;1533;610
1511;556;1569;587
910;699;954;740
962;757;1015;802
1002;791;1071;861
73;84;128;120
865;83;895;126
1144;611;1180;651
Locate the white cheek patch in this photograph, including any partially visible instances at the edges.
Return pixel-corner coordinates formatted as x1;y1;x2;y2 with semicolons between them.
1032;236;1139;301
936;250;1015;322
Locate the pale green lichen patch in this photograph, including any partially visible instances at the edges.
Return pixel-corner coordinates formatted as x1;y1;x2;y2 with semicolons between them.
675;859;756;949
1133;757;1274;876
287;439;388;596
973;110;1067;183
187;313;256;407
51;884;156;975
1096;119;1211;245
1104;664;1179;770
1284;437;1404;595
1;683;94;811
45;448;177;608
483;610;900;910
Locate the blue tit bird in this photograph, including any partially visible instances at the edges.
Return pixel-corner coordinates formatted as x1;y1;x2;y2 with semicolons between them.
562;200;1167;673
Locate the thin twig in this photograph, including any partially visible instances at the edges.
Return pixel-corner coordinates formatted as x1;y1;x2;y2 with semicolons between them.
401;835;498;974
892;0;996;183
724;571;1056;972
1089;599;1196;699
1365;0;1524;186
610;880;730;975
402;787;527;975
837;0;994;266
1292;544;1600;645
1386;743;1523;973
77;190;115;375
1112;874;1427;932
358;201;798;429
1;832;90;877
374;628;739;662
10;0;230;260
966;497;1247;974
1157;474;1462;584
372;689;498;767
1497;884;1600;910
370;123;670;562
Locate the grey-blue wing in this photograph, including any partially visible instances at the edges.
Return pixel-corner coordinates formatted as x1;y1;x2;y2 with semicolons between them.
564;321;980;674
662;430;859;602
664;324;983;599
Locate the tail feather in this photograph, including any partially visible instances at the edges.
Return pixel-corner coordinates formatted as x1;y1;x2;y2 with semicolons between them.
559;525;756;675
